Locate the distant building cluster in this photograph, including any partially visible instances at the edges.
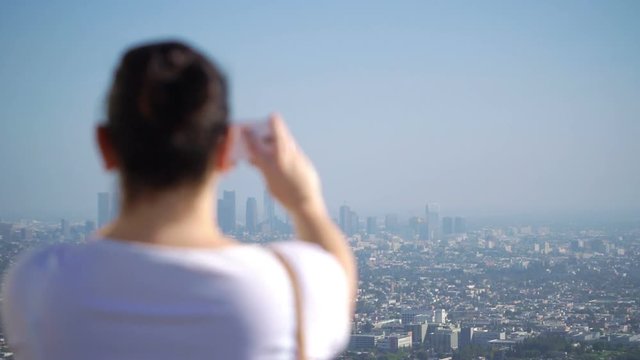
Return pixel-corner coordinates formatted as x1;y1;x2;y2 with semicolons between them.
1;199;639;359
337;202;467;243
214;189;293;239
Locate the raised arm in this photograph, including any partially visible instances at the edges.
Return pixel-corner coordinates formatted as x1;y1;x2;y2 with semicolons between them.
243;114;357;307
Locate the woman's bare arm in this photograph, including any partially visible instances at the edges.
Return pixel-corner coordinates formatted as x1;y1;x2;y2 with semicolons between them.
243;114;357;307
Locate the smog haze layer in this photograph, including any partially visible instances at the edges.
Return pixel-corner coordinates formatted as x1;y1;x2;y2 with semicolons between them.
0;1;639;220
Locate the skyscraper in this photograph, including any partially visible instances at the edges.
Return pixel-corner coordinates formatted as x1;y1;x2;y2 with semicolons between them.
454;216;466;234
263;189;276;230
442;217;453;235
226;191;237;232
246;197;258;234
350;209;360;235
384;214;398;234
339;205;352;235
217;198;226;230
218;190;236;234
366;216;377;235
426;203;440;240
97;192;110;228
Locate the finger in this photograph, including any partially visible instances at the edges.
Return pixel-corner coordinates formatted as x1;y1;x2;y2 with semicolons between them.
269;113;289;153
270;112;297;158
243;126;274;169
242;127;264;167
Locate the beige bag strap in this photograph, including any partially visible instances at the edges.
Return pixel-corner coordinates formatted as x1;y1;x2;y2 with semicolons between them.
271;249;307;360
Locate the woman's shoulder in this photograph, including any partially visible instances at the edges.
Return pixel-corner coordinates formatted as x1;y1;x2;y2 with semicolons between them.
268;240;348;286
268;241;352;357
3;243;72;284
1;243;74;327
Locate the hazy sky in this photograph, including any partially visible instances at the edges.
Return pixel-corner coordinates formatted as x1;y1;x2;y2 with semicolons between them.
0;1;639;221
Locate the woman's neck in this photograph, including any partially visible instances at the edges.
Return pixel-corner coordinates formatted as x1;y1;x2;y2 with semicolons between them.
100;184;231;248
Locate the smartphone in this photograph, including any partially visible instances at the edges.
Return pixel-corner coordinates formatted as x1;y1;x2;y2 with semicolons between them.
228;120;273;163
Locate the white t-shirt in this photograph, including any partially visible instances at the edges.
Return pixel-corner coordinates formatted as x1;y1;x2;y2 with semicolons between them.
1;239;351;360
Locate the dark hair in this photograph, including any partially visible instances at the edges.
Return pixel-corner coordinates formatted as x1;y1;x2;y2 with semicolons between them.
106;40;228;198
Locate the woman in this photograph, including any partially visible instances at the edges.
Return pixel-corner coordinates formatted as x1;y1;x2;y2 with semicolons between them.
2;41;356;359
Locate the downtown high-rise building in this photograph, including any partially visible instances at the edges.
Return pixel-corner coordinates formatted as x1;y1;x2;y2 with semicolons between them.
350;210;360;235
442;216;466;235
97;192;110;228
217;190;236;234
263;189;276;230
384;214;399;234
338;205;360;236
245;197;258;234
366;216;377;235
442;216;454;235
454;216;466;234
339;205;352;236
426;203;440;240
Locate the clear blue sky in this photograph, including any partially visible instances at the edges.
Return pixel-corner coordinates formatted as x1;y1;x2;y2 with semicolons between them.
1;1;639;221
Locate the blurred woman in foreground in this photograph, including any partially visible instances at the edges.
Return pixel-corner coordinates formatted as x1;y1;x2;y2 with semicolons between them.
2;40;356;360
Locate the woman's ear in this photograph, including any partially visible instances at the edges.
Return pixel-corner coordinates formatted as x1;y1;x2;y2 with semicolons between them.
213;130;234;172
96;125;119;170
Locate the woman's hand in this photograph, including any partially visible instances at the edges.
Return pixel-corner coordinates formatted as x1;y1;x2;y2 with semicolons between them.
243;113;326;216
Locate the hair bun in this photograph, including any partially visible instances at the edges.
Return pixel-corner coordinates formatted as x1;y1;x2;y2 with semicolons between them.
139;45;210;129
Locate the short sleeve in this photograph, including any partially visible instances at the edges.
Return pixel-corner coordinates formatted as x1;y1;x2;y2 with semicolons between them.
269;241;351;359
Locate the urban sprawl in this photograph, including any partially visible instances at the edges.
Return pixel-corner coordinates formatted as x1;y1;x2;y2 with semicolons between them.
0;191;638;359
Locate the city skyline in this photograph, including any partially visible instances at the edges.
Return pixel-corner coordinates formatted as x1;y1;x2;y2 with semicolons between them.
85;188;478;240
1;184;637;227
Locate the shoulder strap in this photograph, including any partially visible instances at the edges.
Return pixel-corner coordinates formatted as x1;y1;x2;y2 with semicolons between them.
270;248;307;360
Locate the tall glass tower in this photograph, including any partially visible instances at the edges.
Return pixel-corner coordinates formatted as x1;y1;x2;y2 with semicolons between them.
426;203;440;240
